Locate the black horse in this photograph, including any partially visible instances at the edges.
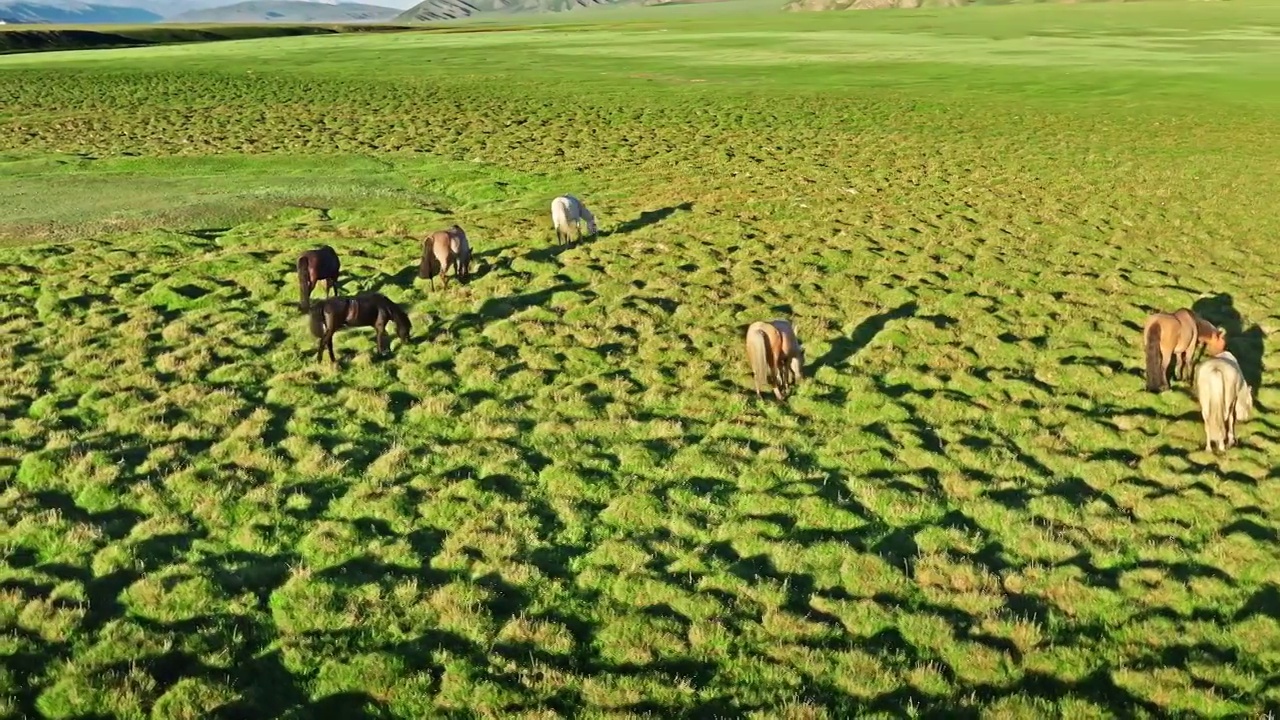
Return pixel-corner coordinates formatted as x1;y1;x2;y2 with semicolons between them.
297;245;341;313
308;292;411;364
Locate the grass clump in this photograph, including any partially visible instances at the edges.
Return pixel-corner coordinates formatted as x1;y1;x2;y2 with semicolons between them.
1;0;1280;717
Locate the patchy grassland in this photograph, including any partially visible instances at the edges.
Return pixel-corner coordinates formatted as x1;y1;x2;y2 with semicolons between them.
2;1;1280;717
0;23;427;56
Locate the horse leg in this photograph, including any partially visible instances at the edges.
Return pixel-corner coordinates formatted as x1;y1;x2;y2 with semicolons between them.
325;329;337;364
375;318;387;355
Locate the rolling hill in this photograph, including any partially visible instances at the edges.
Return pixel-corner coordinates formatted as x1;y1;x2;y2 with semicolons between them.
167;0;401;23
88;0;237;16
0;0;161;23
396;0;631;22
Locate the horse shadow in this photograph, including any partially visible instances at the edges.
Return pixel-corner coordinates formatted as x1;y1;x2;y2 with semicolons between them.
447;282;589;334
604;202;694;237
526;240;585;265
813;301;919;370
1193;293;1266;393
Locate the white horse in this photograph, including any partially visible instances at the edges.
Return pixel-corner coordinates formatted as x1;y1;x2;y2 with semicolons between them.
550;194;598;245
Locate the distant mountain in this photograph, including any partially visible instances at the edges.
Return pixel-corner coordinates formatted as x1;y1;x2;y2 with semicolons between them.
0;0;161;23
87;0;232;15
166;0;400;22
395;0;626;22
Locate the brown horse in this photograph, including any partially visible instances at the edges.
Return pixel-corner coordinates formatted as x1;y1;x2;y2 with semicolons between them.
308;292;411;364
744;319;805;401
419;225;472;290
297;245;341;313
1143;308;1221;392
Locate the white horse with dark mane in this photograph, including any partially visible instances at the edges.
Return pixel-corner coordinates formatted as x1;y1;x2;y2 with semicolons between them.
550;194;598;245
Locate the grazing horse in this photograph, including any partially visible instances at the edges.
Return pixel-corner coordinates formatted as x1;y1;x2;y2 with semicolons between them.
1143;308;1220;392
1196;350;1253;453
551;194;598;245
744;319;805;401
297;245;341;313
309;292;411;364
419;225;472;290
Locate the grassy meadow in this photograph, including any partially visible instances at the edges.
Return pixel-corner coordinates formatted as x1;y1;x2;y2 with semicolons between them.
2;1;1280;717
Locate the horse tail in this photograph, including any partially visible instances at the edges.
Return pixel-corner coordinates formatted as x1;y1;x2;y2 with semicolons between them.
309;302;327;339
1199;364;1225;446
297;256;311;313
385;298;412;342
746;327;771;393
551;197;567;231
1144;322;1164;392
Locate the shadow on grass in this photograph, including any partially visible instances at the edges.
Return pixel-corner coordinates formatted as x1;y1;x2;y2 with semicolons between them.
605;202;694;237
1193;293;1266;393
813;301;919;370
448;282;589;335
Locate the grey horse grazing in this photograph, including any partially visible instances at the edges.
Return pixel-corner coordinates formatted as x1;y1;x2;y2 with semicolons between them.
1195;350;1253;453
550;194;598;245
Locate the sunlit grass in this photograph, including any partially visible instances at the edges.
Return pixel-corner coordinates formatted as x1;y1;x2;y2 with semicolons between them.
2;0;1280;716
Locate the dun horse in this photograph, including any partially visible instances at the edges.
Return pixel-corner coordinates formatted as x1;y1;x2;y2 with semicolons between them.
551;194;598;245
309;292;411;364
1143;308;1221;392
1196;350;1253;453
745;319;805;401
419;225;472;290
297;245;341;313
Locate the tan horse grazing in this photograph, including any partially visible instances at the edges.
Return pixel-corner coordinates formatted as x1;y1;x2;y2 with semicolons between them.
1143;308;1220;392
1196;350;1253;453
745;319;805;401
419;225;472;290
297;245;341;313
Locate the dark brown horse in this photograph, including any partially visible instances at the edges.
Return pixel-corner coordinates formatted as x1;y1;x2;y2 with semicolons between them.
297;245;341;313
308;292;411;364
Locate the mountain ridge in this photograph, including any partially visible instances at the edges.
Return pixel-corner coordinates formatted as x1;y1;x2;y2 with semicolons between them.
167;0;401;23
0;0;161;23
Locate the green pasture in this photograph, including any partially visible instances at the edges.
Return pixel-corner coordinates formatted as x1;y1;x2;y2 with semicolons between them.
1;1;1279;717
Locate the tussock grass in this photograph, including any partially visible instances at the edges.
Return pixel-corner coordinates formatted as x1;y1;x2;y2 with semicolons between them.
2;1;1280;717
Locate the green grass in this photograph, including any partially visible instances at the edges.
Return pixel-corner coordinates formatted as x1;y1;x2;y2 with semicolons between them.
0;23;431;55
2;1;1280;717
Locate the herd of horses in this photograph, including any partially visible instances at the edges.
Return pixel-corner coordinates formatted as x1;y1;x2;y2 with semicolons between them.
294;196;584;364
293;192;1255;454
1143;308;1255;453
